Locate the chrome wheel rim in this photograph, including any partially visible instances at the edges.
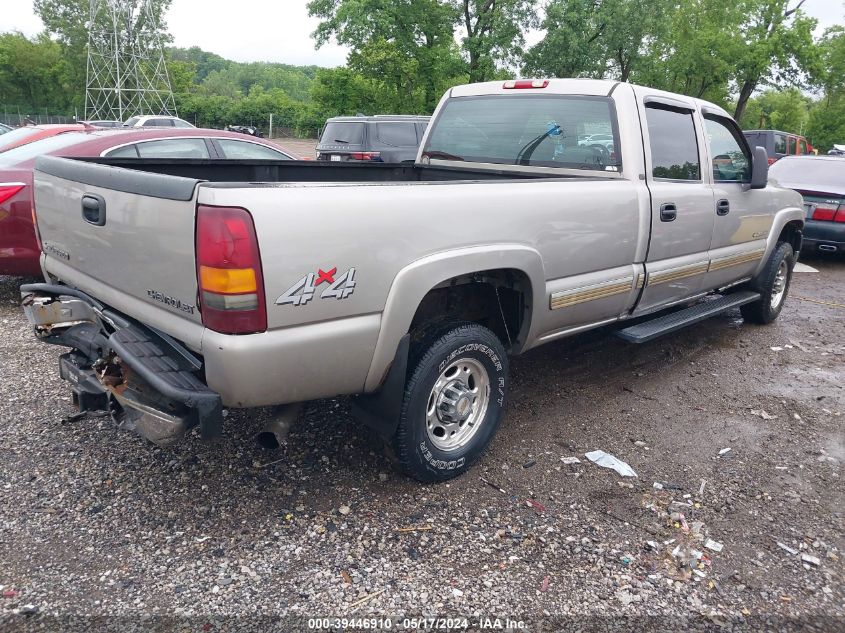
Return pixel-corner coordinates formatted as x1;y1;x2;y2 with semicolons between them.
770;260;789;309
425;357;490;452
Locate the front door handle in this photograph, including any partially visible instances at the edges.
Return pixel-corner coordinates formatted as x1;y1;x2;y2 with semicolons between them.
716;199;730;216
81;194;106;226
660;202;677;222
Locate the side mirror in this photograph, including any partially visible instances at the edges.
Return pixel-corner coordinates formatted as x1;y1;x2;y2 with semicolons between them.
750;146;769;189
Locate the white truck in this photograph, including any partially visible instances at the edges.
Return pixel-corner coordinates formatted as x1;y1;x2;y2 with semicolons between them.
21;79;804;482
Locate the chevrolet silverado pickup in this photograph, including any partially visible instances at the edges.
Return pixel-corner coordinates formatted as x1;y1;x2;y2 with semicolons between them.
21;79;804;482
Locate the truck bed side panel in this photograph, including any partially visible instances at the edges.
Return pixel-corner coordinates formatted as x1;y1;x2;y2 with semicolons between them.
197;178;645;336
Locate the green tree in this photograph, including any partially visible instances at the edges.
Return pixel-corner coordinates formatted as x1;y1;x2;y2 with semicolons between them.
308;0;461;110
730;0;818;122
456;0;538;82
806;96;845;152
738;88;810;132
169;46;230;81
806;24;845;151
813;25;845;99
524;0;671;82
635;0;741;105
0;32;73;111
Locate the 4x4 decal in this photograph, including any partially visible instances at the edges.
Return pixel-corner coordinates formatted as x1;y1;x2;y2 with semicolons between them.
276;267;356;306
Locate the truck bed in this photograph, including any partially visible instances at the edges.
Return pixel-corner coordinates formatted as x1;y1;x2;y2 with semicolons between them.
76;157;617;184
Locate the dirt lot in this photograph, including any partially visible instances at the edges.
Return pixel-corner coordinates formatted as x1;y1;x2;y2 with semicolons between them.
0;254;842;631
269;137;318;159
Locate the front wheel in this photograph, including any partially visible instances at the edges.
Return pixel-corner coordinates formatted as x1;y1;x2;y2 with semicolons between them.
393;322;508;482
740;241;795;324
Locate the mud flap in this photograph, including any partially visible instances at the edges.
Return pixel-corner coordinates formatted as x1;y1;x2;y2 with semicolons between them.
350;334;410;438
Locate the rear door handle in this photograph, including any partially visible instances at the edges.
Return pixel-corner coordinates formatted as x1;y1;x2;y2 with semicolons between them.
81;194;106;226
660;202;677;222
716;199;730;216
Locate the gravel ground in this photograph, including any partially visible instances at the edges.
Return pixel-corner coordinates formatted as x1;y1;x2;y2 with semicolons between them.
268;137;318;159
0;255;843;631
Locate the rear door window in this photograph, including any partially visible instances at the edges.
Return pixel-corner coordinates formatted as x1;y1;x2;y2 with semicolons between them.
798;139;808;155
376;122;418;146
134;138;210;158
774;134;787;154
645;105;701;180
423;95;621;171
216;139;290;159
103;144;140;158
787;136;797;155
320;122;364;145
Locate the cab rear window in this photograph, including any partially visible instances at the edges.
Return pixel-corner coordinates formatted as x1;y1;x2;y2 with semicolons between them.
422;95;621;171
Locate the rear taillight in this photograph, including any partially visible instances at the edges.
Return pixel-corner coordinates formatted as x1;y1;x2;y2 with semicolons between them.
0;183;25;205
349;151;381;161
196;205;266;334
503;79;549;89
767;157;777;166
834;206;845;223
812;203;839;222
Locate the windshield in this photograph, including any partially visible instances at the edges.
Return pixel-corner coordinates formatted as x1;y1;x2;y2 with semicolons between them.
423;95;621;171
0;132;92;166
320;122;364;145
0;127;42;152
769;158;845;193
124;117;141;127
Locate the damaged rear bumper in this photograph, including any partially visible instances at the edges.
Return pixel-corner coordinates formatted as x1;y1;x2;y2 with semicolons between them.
21;283;222;446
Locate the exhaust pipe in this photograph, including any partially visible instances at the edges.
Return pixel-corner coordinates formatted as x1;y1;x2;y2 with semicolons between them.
818;244;838;252
255;402;304;450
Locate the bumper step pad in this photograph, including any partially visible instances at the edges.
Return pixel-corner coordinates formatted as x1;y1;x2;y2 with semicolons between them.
109;326;223;439
616;291;761;344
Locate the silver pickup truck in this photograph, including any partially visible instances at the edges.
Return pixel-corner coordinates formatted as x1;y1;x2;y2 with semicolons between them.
22;79;804;482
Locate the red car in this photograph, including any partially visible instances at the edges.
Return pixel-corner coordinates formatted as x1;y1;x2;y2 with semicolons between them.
0;124;88;153
0;128;294;276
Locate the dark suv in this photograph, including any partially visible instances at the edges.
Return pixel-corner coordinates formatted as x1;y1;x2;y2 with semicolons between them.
316;115;430;163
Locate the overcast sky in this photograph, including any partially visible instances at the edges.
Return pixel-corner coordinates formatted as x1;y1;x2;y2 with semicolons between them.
3;0;844;67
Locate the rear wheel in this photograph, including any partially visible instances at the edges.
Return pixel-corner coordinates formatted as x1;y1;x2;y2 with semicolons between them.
740;241;795;324
393;322;508;482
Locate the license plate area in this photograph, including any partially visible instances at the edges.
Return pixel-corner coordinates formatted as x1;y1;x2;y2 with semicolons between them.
330;154;342;162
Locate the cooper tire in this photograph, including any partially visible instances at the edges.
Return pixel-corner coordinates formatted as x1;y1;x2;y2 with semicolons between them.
740;241;795;325
394;322;508;483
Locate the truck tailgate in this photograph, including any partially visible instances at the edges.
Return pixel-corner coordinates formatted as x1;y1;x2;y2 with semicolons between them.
33;156;204;339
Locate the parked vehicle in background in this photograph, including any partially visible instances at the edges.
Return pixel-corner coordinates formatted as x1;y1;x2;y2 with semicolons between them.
21;79;803;482
0;124;87;153
0;128;293;276
316;115;430;162
123;115;195;128
769;155;845;255
0;123;13;135
578;133;613;146
743;129;813;165
225;125;263;137
85;120;123;128
828;144;845;156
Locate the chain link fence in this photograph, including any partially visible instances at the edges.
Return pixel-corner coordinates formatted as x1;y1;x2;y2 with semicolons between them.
1;107;78;127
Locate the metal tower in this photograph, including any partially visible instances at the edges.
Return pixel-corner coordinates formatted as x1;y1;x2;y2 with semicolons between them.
84;0;177;121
